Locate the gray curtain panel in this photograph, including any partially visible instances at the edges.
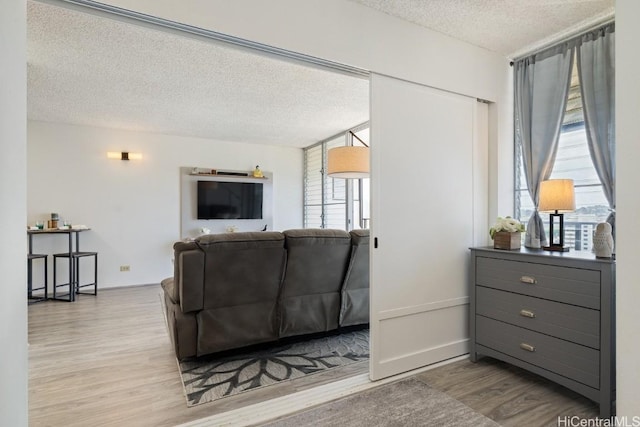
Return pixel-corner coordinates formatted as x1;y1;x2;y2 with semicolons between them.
577;23;616;239
515;43;575;248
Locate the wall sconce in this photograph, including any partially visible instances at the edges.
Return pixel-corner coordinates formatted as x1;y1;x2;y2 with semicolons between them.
539;179;575;252
107;151;142;161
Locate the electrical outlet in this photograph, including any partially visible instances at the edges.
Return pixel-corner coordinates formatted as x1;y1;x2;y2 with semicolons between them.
120;265;130;272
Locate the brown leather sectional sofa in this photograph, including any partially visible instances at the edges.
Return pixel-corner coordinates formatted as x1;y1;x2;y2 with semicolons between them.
161;228;369;360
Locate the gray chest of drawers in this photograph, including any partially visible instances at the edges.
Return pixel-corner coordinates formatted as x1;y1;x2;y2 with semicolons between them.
469;247;615;418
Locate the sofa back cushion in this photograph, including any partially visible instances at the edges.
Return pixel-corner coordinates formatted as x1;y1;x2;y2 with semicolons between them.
279;229;351;337
340;229;370;327
193;231;286;355
196;232;286;309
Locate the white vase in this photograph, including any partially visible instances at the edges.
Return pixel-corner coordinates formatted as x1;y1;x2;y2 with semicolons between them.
593;222;614;258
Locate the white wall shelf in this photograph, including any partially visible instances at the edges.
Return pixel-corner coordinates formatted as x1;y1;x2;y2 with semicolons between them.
189;172;268;180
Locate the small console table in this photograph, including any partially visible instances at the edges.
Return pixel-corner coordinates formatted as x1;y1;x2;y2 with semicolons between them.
469;247;615;418
27;228;93;302
28;228;90;254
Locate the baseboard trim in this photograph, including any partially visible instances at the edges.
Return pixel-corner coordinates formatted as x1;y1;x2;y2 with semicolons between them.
98;282;160;291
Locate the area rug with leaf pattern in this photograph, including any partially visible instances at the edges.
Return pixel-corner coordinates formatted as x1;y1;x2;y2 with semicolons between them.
178;329;369;406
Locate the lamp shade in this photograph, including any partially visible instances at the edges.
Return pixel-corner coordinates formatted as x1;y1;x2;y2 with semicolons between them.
539;179;575;212
327;146;369;179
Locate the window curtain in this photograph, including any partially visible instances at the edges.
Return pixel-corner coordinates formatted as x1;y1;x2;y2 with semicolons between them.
577;23;616;240
515;44;575;248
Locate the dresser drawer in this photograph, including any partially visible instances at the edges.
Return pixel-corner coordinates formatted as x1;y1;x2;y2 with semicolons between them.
476;286;600;349
476;257;600;309
476;316;599;389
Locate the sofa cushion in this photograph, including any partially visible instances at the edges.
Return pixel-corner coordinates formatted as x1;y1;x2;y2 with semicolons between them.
279;229;351;337
340;229;370;327
281;229;351;296
195;232;286;310
195;231;284;248
282;228;350;245
349;229;369;245
193;231;286;352
196;301;278;355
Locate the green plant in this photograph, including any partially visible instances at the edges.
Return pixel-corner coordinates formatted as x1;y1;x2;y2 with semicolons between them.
489;216;525;239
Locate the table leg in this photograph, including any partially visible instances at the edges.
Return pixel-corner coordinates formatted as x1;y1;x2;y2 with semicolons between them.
27;258;33;298
68;231;74;302
27;234;34;299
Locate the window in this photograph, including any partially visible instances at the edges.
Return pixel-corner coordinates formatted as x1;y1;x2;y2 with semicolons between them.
515;54;610;250
351;127;370;230
303;144;323;228
303;123;369;230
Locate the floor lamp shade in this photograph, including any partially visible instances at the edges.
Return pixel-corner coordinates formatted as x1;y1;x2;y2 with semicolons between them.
327;146;369;179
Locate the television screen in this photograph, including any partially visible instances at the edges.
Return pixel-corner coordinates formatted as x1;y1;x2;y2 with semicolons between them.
197;181;263;219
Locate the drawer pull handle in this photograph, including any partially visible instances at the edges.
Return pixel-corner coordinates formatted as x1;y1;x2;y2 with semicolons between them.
520;343;536;352
519;309;536;318
520;276;537;284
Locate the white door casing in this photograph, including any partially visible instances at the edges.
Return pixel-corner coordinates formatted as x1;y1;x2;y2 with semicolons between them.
369;74;488;380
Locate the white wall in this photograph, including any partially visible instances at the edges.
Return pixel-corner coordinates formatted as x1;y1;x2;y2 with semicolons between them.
27;120;303;288
101;0;513;241
1;1;28;426
614;0;640;416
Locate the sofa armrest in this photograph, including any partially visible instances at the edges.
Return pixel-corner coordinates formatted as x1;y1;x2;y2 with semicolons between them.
172;241;205;313
161;277;178;304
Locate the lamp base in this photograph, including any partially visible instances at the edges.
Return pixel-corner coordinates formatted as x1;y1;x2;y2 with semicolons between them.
543;245;570;252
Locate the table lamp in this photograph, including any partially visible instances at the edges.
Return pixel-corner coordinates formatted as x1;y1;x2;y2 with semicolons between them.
539;179;575;252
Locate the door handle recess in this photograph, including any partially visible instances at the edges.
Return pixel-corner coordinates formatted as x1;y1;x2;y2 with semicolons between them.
519;309;536;318
520;276;537;284
519;343;536;352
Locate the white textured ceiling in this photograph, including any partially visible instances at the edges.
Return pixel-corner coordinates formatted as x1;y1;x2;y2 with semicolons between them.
350;0;614;57
28;1;615;148
27;1;370;148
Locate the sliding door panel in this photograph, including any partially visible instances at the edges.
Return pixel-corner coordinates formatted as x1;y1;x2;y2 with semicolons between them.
369;74;480;380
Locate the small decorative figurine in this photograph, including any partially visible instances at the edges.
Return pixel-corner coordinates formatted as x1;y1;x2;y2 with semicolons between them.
593;222;614;258
253;165;263;178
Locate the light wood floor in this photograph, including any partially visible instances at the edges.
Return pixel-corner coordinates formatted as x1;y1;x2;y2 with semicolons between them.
416;358;598;426
29;284;597;426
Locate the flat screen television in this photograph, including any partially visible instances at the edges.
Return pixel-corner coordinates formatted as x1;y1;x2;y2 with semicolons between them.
197;181;263;219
